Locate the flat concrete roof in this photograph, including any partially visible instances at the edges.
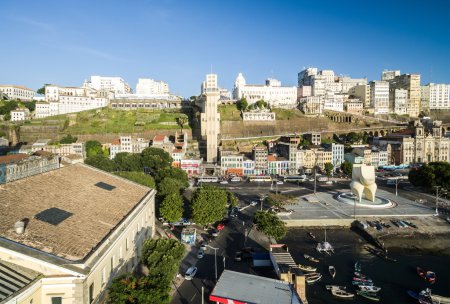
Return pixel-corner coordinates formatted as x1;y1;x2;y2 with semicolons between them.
0;164;152;261
210;270;301;304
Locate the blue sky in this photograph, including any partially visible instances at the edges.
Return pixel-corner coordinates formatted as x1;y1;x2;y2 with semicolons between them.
1;0;449;97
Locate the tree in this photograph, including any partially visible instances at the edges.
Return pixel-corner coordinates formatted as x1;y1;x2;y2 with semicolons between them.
23;101;36;112
36;85;48;95
346;132;362;144
60;134;78;144
141;147;173;174
324;162;334;178
85;155;116;172
253;211;287;241
227;191;238;207
160;192;184;222
85;140;103;157
255;99;267;109
409;162;450;192
341;161;353;177
114;152;143;172
154;167;188;186
158;177;185;197
114;171;156;188
236;98;248;111
191;185;228;226
177;114;188;131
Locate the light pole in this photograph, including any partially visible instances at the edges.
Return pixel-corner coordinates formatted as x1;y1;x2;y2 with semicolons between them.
206;245;219;281
313;150;318;194
395;177;401;196
434;186;448;216
260;196;264;211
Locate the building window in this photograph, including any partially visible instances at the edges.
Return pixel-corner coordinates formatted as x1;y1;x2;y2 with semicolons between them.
89;283;94;303
51;297;62;304
102;268;106;286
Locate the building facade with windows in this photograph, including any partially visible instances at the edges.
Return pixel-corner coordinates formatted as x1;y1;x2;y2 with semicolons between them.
370;81;389;114
388;74;421;117
83;76;132;94
10;108;31;121
0;164;155;304
136;78;169;95
110;136;150;159
421;83;450;110
0;85;35;101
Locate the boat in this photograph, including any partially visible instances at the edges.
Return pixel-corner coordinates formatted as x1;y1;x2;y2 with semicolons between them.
364;246;397;262
353;276;373;283
417;267;436;284
305;273;322;284
407;289;447;304
331;286;354;299
354;261;362;273
357;290;381;301
298;264;317;272
326;285;346;290
329;266;336;279
359;285;381;293
304;254;319;263
316;226;334;254
352;281;374;286
354;272;371;280
307;232;316;239
391;219;400;227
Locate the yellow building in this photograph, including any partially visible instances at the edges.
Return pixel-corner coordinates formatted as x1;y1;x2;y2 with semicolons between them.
0;164;155;304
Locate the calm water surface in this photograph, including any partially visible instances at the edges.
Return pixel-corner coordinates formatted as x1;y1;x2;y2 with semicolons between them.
281;228;450;304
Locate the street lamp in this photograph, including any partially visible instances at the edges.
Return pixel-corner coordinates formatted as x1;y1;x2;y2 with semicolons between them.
206;245;219;281
434;186;448;216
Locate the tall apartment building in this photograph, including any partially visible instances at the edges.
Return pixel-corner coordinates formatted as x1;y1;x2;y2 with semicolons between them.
83;75;132;94
370;81;389;114
0;85;35;101
348;84;371;108
233;73;298;109
381;70;400;81
421;83;450;110
331;143;344;168
390;88;408;115
199;74;221;163
389;74;421;117
253;145;268;175
136;78;169;95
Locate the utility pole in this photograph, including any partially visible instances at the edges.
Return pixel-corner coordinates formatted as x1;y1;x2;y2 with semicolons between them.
434;186;440;216
206;245;219;281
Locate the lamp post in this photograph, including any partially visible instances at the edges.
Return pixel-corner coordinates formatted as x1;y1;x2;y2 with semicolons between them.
313;150;318;194
434;186;448;216
206;245;219;281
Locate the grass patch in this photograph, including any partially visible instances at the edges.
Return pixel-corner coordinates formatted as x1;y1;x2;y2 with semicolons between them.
272;108;304;120
31;108;189;134
218;104;241;121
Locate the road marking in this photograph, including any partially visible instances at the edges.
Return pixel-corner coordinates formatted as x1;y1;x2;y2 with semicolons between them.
190;294;196;302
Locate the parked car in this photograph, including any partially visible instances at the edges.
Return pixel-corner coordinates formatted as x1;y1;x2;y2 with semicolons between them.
185;266;198;280
276;181;284;185
210;229;219;237
197;249;204;259
250;201;258;206
220;180;229;184
325;180;333;185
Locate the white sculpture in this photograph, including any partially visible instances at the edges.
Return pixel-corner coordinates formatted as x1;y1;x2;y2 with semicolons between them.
350;164;377;203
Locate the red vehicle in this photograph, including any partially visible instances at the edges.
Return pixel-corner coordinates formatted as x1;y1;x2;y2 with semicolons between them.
217;223;225;231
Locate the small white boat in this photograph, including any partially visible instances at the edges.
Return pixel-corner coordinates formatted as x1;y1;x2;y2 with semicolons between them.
306;273;322;284
304;254;319;263
298;264;317;273
359;285;381;293
331;286;354;299
326;285;346;290
329;266;336;279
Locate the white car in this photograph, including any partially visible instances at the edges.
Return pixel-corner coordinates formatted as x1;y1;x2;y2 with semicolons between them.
250;201;258;206
325;180;333;185
197;249;204;259
220;180;229;184
276;181;284;185
185;266;198;280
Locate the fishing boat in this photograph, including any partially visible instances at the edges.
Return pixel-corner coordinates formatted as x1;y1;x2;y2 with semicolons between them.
354;261;362;273
304;254;319;263
329;266;336;279
305;273;322;284
353;276;373;283
326;285;346;290
357;290;381;301
359;285;381;293
316;226;334;254
307;231;316;239
352;281;374;286
330;286;354;299
417;267;436;284
354;272;371;280
298;264;317;272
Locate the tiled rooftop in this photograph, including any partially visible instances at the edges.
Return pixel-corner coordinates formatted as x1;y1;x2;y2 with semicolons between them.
0;154;28;165
0;164;152;261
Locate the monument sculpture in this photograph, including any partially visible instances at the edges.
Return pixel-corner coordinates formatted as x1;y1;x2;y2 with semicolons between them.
350;164;377;202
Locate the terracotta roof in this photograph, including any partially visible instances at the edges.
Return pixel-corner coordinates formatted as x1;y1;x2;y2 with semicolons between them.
172;149;183;153
153;135;167;142
390;129;415;136
111;139;120;145
0;164;153;261
33;151;54;157
267;155;276;162
0;154;29;165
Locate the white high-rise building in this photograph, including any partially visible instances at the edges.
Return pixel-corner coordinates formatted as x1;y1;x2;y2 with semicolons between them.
370;81;389;114
83;76;132;94
392;89;408;115
233;73;297;109
136;78;169;95
421;83;450;110
332;143;344;168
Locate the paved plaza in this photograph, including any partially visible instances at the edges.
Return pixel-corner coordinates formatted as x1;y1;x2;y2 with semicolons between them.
280;186;436;227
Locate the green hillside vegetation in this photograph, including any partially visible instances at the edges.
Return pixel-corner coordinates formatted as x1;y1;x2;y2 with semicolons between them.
30;108;189;134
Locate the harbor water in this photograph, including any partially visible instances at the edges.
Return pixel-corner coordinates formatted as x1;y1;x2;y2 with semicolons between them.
281;228;450;304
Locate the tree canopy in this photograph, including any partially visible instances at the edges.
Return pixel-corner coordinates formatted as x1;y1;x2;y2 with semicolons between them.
60;134;78;144
340;160;353;177
141;147;173;174
157;177;186;197
408;162;450;192
154;167;188;186
324;162;334;177
236;98;248;111
190;185;228;225
265;193;293;208
253;211;287;240
85;140;104;157
114;152;143;172
85;155;116;172
159;192;184;223
114;171;156;188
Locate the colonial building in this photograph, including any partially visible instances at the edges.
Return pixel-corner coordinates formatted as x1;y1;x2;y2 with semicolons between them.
10;108;31;121
0;85;35;101
110;136;150;159
0;164;155;303
233;73;298;109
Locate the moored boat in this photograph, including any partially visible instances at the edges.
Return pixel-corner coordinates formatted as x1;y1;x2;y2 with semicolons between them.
305;273;322;284
331;286;354;299
326;285;346;290
359;285;381;293
307;232;316;239
352;281;374;286
329;265;336;279
298;264;317;272
357;290;381;301
354;271;370;280
304;254;319;263
354;261;361;273
417;267;436;284
353;276;373;283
